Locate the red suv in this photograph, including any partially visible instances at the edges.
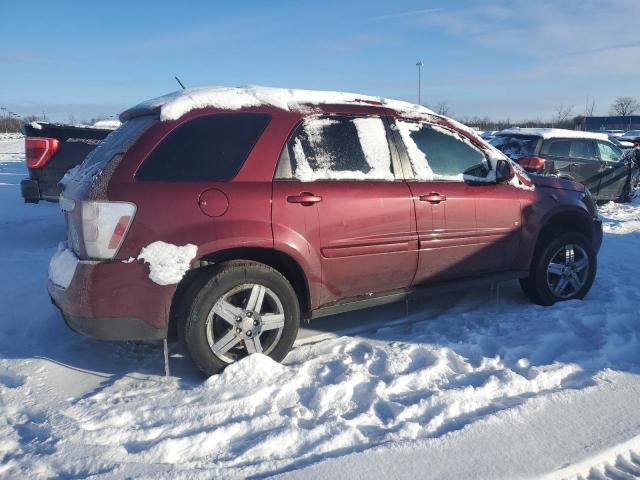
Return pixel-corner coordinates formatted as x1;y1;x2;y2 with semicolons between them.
48;86;603;376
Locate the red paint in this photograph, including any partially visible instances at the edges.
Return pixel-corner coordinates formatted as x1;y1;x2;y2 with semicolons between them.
198;188;229;217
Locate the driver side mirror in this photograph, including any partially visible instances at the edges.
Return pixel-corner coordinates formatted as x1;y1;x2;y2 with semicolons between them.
495;159;515;183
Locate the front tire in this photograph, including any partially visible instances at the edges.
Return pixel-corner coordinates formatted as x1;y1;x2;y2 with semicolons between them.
619;181;632;203
520;231;596;306
182;260;300;376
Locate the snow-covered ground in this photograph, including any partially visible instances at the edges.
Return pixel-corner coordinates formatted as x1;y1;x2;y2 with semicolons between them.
1;132;639;479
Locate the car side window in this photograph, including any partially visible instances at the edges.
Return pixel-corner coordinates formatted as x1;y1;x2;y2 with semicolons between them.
278;115;394;181
395;120;488;180
571;140;598;160
597;141;623;163
136;113;270;181
541;139;572;157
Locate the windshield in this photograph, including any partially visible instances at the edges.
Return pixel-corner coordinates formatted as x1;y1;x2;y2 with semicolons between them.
490;135;539;159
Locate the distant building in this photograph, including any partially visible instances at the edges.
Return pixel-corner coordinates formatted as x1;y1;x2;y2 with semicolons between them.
582;116;640;132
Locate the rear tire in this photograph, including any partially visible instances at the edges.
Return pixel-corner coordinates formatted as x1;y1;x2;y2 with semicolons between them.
181;260;300;377
520;231;596;306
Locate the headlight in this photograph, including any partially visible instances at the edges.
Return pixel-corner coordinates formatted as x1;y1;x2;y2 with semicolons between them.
582;187;598;218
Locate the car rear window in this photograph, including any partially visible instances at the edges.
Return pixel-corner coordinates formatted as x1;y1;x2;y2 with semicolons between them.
61;115;156;196
136;113;270;181
490;135;539;159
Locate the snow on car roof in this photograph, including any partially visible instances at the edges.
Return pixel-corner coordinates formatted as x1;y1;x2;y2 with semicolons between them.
497;128;609;141
120;85;437;122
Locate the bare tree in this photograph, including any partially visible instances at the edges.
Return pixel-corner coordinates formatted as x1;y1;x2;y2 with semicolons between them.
553;104;574;125
435;101;451;116
610;96;640;116
585;97;596;116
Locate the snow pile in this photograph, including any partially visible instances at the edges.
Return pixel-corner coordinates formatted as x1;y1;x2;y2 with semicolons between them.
120;85;436;122
498;128;610;141
48;243;79;289
0;134;24;164
137;241;197;285
599;197;640;234
92;119;121;130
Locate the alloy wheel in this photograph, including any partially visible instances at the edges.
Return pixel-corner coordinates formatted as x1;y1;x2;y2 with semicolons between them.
546;244;590;299
205;283;285;363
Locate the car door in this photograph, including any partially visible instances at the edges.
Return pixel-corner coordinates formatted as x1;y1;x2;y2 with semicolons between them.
568;139;603;193
595;140;630;200
540;139;602;194
273;114;418;305
391;119;522;284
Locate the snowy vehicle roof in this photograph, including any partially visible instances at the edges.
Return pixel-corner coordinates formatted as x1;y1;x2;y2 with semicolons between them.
120;85;437;122
496;128;609;141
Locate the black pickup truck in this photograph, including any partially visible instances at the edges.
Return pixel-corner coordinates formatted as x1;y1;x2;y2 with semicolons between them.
20;121;118;203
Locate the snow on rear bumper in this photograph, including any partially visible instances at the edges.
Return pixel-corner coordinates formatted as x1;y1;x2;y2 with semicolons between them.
48;250;173;341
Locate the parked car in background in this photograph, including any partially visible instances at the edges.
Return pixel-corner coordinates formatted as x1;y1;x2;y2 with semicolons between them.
480;130;498;141
620;130;640;142
609;135;634;152
491;128;638;202
49;86;602;376
601;130;624;137
20;121;119;203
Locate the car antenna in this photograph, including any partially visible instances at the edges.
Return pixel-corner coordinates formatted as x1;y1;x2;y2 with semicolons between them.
174;76;186;90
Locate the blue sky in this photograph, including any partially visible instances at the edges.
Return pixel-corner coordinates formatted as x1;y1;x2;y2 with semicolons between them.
2;0;639;122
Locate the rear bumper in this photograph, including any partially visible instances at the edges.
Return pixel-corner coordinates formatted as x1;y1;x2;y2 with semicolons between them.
48;253;173;341
51;299;165;341
21;179;41;203
20;178;59;203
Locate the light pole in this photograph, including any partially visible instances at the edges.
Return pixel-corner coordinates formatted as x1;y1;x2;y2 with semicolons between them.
416;61;423;105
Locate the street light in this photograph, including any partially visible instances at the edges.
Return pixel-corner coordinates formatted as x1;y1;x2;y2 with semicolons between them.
416;61;423;105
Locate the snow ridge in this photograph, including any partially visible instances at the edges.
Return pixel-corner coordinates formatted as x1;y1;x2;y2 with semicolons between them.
121;85;437;121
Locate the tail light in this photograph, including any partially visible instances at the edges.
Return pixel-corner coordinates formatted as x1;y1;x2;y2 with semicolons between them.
62;197;136;260
26;137;59;169
516;156;546;173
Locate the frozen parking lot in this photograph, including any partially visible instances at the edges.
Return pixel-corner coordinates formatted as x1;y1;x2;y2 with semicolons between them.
1;133;640;479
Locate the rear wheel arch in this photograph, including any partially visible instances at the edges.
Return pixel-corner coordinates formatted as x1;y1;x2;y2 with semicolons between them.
167;247;310;340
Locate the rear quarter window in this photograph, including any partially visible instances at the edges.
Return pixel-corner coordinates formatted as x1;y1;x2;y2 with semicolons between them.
136;113;271;181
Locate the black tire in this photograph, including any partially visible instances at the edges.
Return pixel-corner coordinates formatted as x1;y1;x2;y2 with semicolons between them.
519;231;597;306
619;181;632;203
181;260;300;377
